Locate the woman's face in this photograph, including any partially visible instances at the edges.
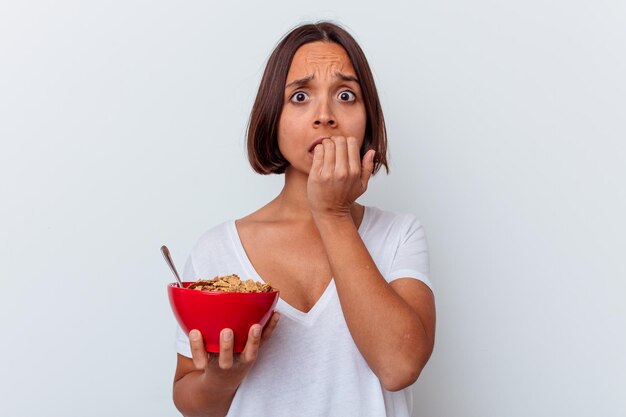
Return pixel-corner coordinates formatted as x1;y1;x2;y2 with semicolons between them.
277;41;367;175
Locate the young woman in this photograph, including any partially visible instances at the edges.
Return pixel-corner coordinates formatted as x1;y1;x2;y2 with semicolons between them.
172;22;436;417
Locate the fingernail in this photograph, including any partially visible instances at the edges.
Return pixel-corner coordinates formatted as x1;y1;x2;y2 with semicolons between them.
253;327;261;338
190;330;199;341
223;330;232;341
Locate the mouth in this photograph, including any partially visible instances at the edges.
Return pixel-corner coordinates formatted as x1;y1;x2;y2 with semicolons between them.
308;137;330;153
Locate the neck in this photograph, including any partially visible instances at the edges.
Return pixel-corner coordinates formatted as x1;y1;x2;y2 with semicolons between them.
273;166;315;222
266;166;361;224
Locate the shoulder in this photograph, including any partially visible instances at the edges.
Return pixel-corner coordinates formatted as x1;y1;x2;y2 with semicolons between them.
364;206;424;237
193;220;231;243
188;221;234;259
183;220;242;280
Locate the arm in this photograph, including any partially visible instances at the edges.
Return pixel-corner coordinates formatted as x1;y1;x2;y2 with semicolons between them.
173;352;237;417
308;137;436;391
314;216;435;391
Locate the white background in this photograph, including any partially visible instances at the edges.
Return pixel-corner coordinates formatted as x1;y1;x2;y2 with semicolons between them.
1;1;625;416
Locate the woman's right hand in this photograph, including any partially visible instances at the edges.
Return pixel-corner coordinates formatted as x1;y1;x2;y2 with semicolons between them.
188;312;281;391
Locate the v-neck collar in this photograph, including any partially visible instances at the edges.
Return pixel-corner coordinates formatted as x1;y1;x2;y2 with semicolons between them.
228;206;372;325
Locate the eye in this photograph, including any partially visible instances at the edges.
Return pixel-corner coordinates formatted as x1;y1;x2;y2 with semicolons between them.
338;90;356;102
290;91;309;103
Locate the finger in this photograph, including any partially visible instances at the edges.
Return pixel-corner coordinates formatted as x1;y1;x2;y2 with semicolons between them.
189;329;209;370
311;144;324;177
241;324;263;364
260;312;281;342
333;136;348;178
346;137;361;179
218;329;234;370
361;150;375;188
321;138;335;177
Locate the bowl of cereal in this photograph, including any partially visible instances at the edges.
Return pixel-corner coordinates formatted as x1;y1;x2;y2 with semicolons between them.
168;274;279;352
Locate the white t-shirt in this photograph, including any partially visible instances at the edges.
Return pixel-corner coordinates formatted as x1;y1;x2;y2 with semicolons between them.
176;206;432;417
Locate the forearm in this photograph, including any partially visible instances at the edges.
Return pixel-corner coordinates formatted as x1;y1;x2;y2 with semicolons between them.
173;370;237;417
315;215;432;389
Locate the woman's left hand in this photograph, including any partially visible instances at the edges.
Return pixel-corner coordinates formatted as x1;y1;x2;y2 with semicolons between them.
307;136;375;220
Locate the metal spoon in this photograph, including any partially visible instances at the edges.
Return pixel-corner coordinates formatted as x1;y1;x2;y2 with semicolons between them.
161;245;183;287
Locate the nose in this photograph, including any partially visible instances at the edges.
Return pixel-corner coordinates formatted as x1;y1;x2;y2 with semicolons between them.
314;98;336;127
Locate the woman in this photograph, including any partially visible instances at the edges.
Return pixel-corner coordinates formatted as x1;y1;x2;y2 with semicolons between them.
172;21;436;417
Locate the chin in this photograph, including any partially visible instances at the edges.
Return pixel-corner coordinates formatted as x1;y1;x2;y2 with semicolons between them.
284;162;312;178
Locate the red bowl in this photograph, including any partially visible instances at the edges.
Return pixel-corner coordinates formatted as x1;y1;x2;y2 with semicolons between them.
168;282;279;353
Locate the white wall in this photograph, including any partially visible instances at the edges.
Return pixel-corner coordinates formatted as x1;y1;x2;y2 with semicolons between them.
1;1;624;416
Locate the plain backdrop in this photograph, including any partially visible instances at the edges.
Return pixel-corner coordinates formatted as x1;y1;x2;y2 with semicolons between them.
1;1;625;416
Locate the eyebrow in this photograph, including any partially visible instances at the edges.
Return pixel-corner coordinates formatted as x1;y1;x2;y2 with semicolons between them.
285;72;359;89
337;72;360;84
285;74;314;89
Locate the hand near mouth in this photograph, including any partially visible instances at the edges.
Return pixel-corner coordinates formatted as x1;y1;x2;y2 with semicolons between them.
307;136;376;221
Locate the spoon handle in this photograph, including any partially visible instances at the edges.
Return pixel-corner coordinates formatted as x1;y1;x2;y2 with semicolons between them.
161;245;183;287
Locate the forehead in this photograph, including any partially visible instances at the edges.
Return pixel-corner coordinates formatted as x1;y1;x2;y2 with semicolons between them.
286;41;356;81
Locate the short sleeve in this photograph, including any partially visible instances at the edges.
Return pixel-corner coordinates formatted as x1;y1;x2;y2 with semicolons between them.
182;253;197;282
387;215;433;291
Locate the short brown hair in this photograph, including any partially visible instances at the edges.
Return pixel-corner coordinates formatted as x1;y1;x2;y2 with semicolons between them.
247;21;389;175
